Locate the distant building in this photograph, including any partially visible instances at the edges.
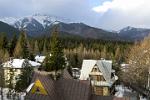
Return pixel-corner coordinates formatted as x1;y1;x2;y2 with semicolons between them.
80;60;118;96
1;59;41;86
72;68;80;79
35;55;46;63
35;54;69;66
120;63;130;72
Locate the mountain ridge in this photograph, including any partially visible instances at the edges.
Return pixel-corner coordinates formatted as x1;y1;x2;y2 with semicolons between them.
1;14;150;41
0;14;120;40
119;26;150;41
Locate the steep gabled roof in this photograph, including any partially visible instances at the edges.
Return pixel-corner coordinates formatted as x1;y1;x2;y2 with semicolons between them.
25;71;58;100
80;60;97;80
80;60;112;82
25;69;121;100
25;69;91;100
97;60;112;82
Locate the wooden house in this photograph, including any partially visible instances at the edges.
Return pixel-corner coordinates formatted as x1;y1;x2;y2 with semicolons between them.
80;60;118;96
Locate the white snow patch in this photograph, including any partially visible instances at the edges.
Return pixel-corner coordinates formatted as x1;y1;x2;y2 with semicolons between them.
115;85;133;97
26;83;34;93
29;61;41;67
35;55;46;63
2;59;41;68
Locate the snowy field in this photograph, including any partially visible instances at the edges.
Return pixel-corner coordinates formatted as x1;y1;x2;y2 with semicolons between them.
0;88;25;100
115;85;147;100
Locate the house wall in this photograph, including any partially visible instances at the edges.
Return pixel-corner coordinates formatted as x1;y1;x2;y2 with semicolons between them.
90;65;110;96
92;86;109;96
4;68;22;86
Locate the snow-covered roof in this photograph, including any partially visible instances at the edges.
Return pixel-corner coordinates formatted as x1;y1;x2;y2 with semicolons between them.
29;61;41;67
2;59;41;69
79;59;118;87
2;59;25;68
79;60;97;80
35;55;46;63
79;60;113;82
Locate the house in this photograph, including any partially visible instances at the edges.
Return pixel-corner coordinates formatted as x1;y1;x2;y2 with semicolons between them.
35;54;69;66
120;64;130;72
25;69;125;100
35;55;46;63
0;59;41;86
79;60;118;96
72;68;80;79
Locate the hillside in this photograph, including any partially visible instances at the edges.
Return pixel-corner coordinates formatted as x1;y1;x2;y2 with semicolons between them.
119;26;150;41
0;21;20;37
0;14;120;40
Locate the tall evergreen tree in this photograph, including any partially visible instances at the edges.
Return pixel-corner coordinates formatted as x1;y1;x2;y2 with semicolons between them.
9;33;17;57
15;60;33;92
0;33;8;50
14;32;30;59
34;40;39;55
43;26;66;74
42;40;47;55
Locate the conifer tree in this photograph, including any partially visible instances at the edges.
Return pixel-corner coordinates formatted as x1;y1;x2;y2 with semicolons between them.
9;33;17;57
42;40;47;55
0;33;8;50
14;32;30;59
34;40;39;55
44;26;66;74
15;60;33;92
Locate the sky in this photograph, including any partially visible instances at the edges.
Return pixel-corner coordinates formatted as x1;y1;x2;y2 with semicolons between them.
0;0;150;30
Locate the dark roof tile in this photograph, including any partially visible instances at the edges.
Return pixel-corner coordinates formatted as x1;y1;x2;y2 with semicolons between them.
25;70;115;100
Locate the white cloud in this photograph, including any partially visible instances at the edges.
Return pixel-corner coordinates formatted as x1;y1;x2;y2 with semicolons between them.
92;1;112;13
93;0;147;13
1;0;150;30
93;0;150;30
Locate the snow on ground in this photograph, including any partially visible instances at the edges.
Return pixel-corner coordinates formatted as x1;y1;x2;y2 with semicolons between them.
0;88;25;100
115;85;125;97
140;96;147;100
115;85;134;97
115;85;148;100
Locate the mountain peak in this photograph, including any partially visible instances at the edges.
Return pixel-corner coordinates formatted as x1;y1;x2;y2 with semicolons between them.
120;26;135;32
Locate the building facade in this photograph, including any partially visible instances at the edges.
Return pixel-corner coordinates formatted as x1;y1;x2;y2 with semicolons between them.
80;60;118;96
1;59;41;86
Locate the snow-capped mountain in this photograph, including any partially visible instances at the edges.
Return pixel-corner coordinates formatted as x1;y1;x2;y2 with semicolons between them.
119;26;150;41
32;14;71;28
0;14;72;29
118;26;134;33
0;14;75;36
0;17;18;25
0;14;120;40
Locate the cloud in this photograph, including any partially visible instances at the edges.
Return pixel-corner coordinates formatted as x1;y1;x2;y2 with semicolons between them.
92;0;150;30
1;0;150;30
0;0;100;29
93;1;112;13
93;0;147;13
